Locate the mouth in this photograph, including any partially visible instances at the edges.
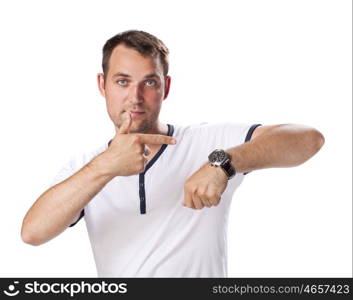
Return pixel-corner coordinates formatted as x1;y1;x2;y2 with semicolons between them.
126;110;146;117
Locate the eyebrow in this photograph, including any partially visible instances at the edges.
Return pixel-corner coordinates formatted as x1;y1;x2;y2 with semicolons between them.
112;72;160;79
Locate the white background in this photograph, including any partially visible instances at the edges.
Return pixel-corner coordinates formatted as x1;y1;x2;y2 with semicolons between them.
0;0;351;277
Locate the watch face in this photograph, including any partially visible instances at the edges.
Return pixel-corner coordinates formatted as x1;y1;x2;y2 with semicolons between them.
209;149;227;163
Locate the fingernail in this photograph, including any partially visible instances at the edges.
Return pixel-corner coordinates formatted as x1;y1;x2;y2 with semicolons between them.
171;139;176;144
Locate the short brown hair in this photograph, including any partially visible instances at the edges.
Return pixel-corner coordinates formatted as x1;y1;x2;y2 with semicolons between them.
102;30;169;81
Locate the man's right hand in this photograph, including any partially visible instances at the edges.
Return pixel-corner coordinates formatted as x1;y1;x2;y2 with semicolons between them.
95;113;176;177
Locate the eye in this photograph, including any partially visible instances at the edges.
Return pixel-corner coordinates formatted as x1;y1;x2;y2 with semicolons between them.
145;80;156;87
116;79;128;86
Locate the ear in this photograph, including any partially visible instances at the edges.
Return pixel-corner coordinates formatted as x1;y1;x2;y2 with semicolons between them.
97;73;106;97
163;75;171;100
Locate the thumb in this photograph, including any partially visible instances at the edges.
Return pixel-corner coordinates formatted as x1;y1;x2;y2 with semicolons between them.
117;112;132;134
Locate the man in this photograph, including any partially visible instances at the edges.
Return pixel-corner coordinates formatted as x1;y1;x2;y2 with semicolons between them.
21;30;325;277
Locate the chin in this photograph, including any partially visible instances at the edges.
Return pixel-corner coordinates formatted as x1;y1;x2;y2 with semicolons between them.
129;123;149;134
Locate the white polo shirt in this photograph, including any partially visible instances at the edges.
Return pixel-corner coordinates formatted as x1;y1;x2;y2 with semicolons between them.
50;122;261;277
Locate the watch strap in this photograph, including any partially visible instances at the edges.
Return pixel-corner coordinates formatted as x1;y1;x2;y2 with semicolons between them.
221;158;236;179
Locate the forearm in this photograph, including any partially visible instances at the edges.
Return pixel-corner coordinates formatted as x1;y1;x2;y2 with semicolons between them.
226;124;325;174
21;153;114;246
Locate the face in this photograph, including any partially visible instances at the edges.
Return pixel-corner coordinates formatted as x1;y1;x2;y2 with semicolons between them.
97;44;171;134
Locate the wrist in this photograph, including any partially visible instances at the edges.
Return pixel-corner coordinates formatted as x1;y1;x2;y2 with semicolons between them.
89;152;117;180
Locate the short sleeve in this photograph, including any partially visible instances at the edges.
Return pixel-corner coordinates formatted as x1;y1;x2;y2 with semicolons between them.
195;122;261;151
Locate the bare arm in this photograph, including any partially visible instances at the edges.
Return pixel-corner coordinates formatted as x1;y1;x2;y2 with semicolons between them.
226;124;325;173
21;154;114;246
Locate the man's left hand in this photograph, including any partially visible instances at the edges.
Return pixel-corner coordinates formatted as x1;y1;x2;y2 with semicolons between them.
182;163;228;209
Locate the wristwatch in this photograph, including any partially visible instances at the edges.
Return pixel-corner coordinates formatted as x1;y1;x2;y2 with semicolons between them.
208;149;236;180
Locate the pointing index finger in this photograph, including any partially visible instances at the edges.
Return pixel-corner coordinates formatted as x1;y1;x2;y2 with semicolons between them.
137;134;177;145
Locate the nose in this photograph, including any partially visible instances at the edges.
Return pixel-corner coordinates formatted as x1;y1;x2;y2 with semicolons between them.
128;82;144;105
